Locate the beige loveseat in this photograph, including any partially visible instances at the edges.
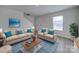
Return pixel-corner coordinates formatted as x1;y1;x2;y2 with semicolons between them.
3;29;33;45
37;29;57;42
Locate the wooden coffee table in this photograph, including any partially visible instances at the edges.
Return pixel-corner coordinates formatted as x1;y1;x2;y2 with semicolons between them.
22;38;42;53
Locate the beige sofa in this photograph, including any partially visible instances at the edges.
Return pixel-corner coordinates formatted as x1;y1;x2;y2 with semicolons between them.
3;29;33;45
37;29;57;42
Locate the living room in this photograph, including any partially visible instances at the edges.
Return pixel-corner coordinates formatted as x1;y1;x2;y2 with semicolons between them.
0;5;79;53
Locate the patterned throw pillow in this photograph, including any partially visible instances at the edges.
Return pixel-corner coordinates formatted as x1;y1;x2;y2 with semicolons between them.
16;30;23;35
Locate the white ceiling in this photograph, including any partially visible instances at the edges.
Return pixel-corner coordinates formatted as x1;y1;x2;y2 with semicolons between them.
1;5;78;16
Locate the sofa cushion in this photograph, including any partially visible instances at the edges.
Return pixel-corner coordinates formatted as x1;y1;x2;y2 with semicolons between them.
6;34;27;41
27;28;32;33
38;32;44;36
6;35;18;41
26;33;33;36
18;34;27;38
4;31;12;38
45;34;54;38
48;30;54;35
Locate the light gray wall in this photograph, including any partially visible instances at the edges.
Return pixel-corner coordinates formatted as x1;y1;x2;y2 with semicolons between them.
0;7;34;31
24;14;35;26
35;7;78;38
76;7;79;35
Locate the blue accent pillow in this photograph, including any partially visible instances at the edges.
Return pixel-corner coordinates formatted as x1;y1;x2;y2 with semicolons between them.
48;30;54;35
16;30;23;35
4;31;12;38
41;28;46;33
27;28;32;33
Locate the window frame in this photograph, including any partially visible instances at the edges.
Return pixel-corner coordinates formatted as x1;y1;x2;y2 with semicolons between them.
52;16;63;31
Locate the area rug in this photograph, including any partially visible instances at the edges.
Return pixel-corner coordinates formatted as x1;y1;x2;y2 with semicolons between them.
11;39;59;53
36;40;59;53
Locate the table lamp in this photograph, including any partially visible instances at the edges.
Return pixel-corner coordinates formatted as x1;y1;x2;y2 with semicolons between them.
32;26;35;29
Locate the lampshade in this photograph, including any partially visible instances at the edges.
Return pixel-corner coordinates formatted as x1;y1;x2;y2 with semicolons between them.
32;26;35;29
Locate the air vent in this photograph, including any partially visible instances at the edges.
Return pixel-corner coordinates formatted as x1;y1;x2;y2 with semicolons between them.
26;14;30;16
24;12;30;16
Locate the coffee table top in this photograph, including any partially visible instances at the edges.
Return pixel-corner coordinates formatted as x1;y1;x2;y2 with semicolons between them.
22;38;42;50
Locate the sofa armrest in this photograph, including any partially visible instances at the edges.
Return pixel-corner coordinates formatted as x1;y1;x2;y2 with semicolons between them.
2;34;6;39
53;34;58;40
1;34;7;45
74;37;79;48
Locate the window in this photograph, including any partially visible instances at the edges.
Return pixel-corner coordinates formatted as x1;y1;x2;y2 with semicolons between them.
53;16;63;31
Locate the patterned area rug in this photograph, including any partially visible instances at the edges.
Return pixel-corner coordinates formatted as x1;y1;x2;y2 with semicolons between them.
11;39;59;53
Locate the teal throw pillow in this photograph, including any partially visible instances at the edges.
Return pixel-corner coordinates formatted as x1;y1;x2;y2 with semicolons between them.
48;30;54;35
4;31;12;38
27;28;32;33
41;28;46;33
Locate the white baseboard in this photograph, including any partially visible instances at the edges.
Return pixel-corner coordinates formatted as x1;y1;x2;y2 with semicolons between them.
57;34;71;39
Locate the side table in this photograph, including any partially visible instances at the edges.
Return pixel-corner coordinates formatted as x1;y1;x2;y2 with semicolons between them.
0;37;4;47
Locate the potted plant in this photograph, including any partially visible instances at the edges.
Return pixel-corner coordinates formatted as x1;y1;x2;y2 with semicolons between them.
69;23;78;38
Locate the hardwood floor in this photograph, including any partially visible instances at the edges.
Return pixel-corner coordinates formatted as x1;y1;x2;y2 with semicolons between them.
56;37;75;53
12;36;79;53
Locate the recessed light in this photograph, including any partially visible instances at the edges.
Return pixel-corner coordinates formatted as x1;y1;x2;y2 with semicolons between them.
35;5;39;7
